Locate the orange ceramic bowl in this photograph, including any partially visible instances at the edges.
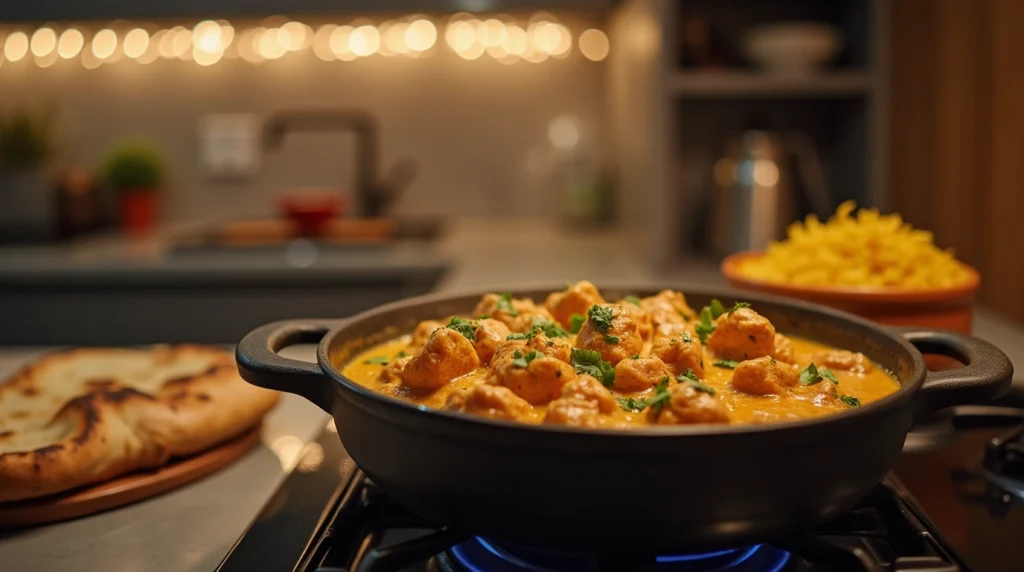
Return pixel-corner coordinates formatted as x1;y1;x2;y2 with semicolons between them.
721;251;981;334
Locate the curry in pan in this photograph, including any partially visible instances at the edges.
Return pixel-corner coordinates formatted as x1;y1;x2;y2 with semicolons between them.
343;282;900;428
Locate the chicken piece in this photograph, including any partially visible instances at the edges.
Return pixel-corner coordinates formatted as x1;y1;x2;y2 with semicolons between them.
474;293;554;333
575;305;643;365
614;357;673;392
401;328;481;390
524;330;573;363
810;350;874;374
410;320;444;349
473;318;511;365
545;280;606;328
621;301;653;341
489;339;529;376
707;308;776;361
652;320;697;342
771;333;797;364
560;374;617;413
378;356;411;384
544;398;607;428
731;356;798;396
496;354;575;404
650;334;705;378
795;379;841;407
640;290;696;324
445;384;532;421
654;384;731;425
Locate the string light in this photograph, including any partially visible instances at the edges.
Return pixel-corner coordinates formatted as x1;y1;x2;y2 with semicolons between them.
237;27;264;63
330;26;355;61
312;24;336;61
220;24;235;48
4;32;29;62
30;28;57;58
123;28;150;59
138;30;163;64
172;28;193;59
446;20;475;53
57;28;84;59
348;25;380;57
193;20;222;52
405;19;437;52
279;21;309;51
194;48;222;66
258;28;287;60
91;29;118;60
505;25;528;55
579;29;609;62
159;27;181;58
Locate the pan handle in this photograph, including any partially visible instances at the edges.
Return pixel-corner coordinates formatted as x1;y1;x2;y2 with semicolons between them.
236;319;344;413
899;329;1014;419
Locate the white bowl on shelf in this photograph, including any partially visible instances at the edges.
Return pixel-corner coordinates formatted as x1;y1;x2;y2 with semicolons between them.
743;22;842;75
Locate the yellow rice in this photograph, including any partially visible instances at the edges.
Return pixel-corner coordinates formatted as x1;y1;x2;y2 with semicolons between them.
735;201;972;289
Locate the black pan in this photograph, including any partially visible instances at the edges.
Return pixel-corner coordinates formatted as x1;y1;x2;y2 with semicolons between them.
236;287;1013;553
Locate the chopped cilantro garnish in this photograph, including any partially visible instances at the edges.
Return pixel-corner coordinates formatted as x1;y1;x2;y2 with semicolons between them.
648;378;672;414
533;317;570;338
840;395;861;407
615;396;649;412
713;359;739;369
696;305;716;343
363;356;389;365
729;302;751;315
630;354;641;360
506;332;532;341
709;299;727;319
397;350;407;358
681;332;693;344
511;349;542;368
678;374;716;395
568;313;586;334
604;334;620;344
679;368;699;382
496;292;519;317
799;363;829;386
821;368;840;385
587;305;615;333
446;316;478;341
622;295;642;306
478;313;490;319
570;348;616;387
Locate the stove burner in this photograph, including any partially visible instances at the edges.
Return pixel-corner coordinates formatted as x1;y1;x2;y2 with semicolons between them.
442;537;791;572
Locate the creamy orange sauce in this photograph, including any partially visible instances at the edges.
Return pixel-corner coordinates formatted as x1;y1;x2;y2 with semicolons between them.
343;333;900;426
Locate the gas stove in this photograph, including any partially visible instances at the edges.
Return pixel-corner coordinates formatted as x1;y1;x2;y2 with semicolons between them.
217;402;1024;572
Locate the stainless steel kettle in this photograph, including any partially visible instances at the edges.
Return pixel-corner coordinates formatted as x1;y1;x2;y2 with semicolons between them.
708;130;832;255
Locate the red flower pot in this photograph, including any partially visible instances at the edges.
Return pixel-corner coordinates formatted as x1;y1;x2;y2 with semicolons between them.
118;189;158;235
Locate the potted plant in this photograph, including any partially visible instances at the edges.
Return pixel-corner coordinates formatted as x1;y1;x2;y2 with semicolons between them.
101;141;165;235
0;108;55;239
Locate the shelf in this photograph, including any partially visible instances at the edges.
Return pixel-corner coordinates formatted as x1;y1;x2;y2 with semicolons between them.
669;71;874;98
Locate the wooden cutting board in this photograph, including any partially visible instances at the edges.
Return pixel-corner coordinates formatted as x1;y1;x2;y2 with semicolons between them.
216;218;394;245
0;426;261;528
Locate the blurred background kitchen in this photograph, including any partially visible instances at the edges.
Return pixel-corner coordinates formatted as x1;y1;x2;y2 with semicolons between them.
0;0;1021;345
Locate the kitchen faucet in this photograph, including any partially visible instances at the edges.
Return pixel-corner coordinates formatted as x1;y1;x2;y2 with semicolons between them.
262;110;417;218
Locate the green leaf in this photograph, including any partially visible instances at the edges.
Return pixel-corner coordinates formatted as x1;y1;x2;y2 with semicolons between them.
648;378;672;414
679;376;716;395
630;354;641;360
446;316;478;341
696;305;717;343
840;395;861;408
511;349;543;368
604;334;620;344
569;313;586;334
622;295;642;306
713;359;739;369
533;317;570;338
799;363;825;386
570;348;616;387
615;396;649;412
681;332;693;344
397;350;407;358
363;356;389;365
820;368;840;385
729;301;751;315
478;314;490;319
709;299;727;319
587;305;615;333
679;368;700;382
497;292;519;317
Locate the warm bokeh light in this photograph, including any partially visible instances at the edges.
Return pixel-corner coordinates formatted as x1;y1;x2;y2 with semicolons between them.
405;19;437;52
505;25;528;55
330;26;355;61
123;28;150;59
480;19;506;47
57;29;84;59
279;21;309;51
258;28;287;60
30;28;57;58
550;24;572;58
579;29;609;62
237;27;264;63
548;115;580;149
171;28;192;59
91;29;118;60
531;22;563;54
522;45;550;63
381;21;409;56
193;20;222;52
312;24;336;61
194;47;222;66
138;30;163;64
348;25;380;57
457;42;485;60
220;25;235;48
81;46;102;69
4;32;29;62
446;20;475;53
159;27;181;58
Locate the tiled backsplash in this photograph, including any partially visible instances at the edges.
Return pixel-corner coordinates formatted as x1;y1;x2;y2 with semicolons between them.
0;14;607;221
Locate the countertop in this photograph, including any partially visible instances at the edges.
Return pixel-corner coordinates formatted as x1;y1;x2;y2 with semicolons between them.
0;219;1022;572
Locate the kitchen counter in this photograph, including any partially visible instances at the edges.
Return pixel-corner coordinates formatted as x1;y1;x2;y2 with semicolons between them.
0;219;1022;572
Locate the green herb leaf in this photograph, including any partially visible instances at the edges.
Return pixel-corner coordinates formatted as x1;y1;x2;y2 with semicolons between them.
604;334;620;344
681;332;693;344
840;395;861;408
820;368;840;385
648;378;672;414
696;305;717;343
679;368;700;382
511;349;543;368
668;338;678;347
587;305;615;333
496;292;519;317
679;375;716;395
506;332;532;341
363;356;390;365
446;316;478;341
630;354;641;360
478;313;491;319
799;363;824;386
623;295;642;306
709;299;727;320
532;317;570;338
615;396;649;412
568;313;586;334
679;310;695;321
570;348;616;387
397;350;407;358
713;359;739;369
729;301;751;315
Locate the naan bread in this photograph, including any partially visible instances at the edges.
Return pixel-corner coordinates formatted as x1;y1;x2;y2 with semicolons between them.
0;345;279;502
